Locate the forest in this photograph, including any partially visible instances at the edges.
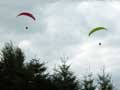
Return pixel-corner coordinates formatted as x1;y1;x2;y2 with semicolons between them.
0;42;116;90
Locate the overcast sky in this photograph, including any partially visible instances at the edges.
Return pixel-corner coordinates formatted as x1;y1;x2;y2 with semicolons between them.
0;0;120;88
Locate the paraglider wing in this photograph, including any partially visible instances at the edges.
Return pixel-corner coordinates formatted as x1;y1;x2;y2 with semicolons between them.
17;12;36;21
89;27;107;36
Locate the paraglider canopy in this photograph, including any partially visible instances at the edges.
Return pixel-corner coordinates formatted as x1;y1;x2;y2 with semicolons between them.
88;26;107;46
17;12;36;21
89;27;107;36
17;12;36;30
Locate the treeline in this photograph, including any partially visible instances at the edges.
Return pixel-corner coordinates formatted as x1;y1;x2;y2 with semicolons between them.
0;42;116;90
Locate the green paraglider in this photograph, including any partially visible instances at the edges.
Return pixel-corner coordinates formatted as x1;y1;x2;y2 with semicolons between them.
88;27;107;36
89;26;107;46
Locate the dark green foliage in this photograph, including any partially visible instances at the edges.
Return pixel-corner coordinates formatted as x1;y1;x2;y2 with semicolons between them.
25;58;51;90
52;60;80;90
0;42;26;90
1;42;25;71
80;74;96;90
0;42;116;90
97;69;114;90
26;58;48;78
0;42;55;90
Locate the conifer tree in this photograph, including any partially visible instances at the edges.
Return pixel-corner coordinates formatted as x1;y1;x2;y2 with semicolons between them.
97;69;114;90
81;74;96;90
26;58;52;90
52;57;80;90
0;42;26;90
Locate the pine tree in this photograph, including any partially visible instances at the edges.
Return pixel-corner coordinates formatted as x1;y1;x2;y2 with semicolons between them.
26;58;52;90
52;58;80;90
80;74;96;90
97;69;114;90
0;42;26;90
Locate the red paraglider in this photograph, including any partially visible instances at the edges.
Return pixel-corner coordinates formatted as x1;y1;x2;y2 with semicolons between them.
17;12;36;21
17;12;36;30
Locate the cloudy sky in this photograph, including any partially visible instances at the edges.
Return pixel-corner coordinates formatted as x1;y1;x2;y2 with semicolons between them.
0;0;120;88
